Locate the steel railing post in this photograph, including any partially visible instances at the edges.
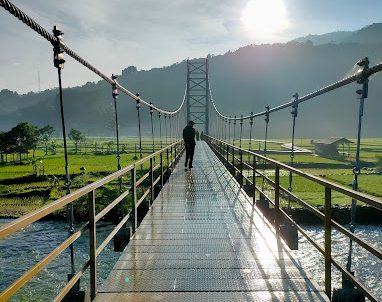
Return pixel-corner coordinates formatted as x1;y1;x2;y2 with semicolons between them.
131;166;137;232
88;190;97;300
325;187;332;296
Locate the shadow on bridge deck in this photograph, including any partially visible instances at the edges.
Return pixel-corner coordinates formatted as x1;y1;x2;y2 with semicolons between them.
95;142;329;302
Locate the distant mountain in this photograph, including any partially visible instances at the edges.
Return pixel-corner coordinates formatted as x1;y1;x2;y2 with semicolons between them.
1;24;382;138
293;31;352;45
294;23;382;45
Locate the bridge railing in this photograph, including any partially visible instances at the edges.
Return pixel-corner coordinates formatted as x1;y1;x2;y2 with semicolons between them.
205;135;382;302
0;140;184;301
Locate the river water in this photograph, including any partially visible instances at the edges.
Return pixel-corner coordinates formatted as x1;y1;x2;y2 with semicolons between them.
0;219;381;301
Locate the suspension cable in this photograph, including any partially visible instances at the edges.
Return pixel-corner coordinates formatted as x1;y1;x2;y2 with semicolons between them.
239;115;243;149
261;106;270;191
3;0;382;126
224;118;227;141
288;93;299;209
170;114;173;143
264;106;270;156
208;58;380;121
0;0;187;115
347;57;369;273
52;27;75;277
228;118;231;143
233;116;237;146
164;114;168;145
248;112;254;162
159;112;163;149
169;115;172;144
112;75;122;172
150;103;155;154
136;94;143;161
220;116;222;140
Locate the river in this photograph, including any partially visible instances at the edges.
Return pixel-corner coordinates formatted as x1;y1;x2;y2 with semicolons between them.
0;219;381;301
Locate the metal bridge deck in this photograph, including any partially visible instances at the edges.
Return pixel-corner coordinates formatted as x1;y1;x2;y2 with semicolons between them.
95;142;329;302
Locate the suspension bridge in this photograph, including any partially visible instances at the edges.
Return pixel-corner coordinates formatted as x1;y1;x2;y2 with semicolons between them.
0;1;382;301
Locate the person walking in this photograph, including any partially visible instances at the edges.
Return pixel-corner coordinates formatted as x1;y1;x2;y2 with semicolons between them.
183;121;196;169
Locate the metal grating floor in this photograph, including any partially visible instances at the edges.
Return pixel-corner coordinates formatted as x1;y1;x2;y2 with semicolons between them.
95;142;329;302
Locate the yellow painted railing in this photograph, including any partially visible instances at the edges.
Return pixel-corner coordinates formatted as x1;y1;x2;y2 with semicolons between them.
206;135;382;302
0;140;184;301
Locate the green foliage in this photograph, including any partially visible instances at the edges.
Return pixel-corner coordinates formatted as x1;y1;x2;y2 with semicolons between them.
38;125;55;155
0;122;57;165
68;128;85;154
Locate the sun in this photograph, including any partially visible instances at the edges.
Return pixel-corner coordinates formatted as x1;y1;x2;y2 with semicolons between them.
241;0;289;38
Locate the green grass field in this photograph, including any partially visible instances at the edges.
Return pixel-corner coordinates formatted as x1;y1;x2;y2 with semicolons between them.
0;137;177;217
238;138;382;208
0;137;381;217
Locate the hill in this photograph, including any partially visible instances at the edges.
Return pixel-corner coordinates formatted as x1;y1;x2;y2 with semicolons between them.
1;24;382;139
294;23;382;45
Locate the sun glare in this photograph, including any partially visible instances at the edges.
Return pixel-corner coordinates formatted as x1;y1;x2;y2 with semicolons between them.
241;0;289;38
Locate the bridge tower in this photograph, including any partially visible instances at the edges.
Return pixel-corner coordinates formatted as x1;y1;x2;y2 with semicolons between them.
186;58;210;134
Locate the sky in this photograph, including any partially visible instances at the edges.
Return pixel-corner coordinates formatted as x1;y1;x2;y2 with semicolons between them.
0;0;381;93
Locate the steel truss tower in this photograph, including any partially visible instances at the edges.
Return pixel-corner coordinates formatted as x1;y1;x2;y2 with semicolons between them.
186;58;210;134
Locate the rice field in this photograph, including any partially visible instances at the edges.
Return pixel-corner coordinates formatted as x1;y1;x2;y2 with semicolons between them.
240;138;382;207
0;137;381;216
0;137;176;217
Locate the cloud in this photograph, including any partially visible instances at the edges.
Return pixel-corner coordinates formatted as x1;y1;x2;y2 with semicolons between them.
1;0;381;93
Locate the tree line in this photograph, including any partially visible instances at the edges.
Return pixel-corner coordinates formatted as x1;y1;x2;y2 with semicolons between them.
0;122;87;163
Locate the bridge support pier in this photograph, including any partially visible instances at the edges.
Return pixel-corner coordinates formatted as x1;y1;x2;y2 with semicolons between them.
243;183;253;196
114;225;132;252
332;288;365;302
62;274;85;302
332;273;365;302
256;193;269;210
256;194;298;250
279;223;298;250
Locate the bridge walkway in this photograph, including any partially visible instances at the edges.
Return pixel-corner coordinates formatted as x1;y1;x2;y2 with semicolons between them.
95;142;329;302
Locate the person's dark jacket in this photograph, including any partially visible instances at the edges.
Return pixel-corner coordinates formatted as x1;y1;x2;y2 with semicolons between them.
183;125;196;146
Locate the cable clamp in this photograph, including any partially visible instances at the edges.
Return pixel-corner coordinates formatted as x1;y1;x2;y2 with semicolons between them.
291;93;298;117
64;179;72;188
111;74;119;99
352;167;361;175
52;26;65;69
265;106;270;124
136;93;141;110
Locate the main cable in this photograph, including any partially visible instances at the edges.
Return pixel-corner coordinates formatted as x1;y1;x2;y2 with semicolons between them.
208;58;381;121
0;0;186;115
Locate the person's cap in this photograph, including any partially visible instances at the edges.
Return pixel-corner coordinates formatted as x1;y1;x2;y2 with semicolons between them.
188;120;195;125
